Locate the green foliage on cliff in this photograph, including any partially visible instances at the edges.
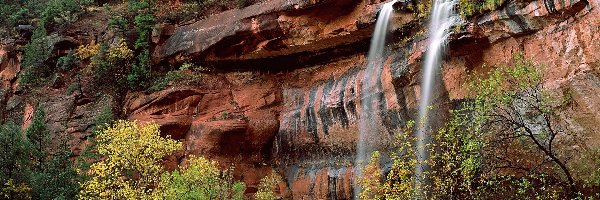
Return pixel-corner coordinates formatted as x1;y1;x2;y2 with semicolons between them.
0;0;91;31
156;156;246;200
29;142;81;200
56;50;79;71
0;122;31;199
127;0;155;89
26;105;81;200
0;105;82;200
359;112;483;199
148;69;200;92
255;170;283;200
19;24;52;87
360;53;598;199
41;0;84;28
26;105;50;166
458;0;505;17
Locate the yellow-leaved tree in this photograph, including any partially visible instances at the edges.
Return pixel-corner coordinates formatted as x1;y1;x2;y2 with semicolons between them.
78;120;182;200
155;156;246;200
254;170;283;200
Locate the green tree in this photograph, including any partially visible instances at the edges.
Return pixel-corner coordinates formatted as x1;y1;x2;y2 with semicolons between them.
0;122;32;199
25;104;50;168
156;156;246;200
127;0;155;89
19;23;52;87
469;53;577;195
23;104;81;199
29;141;80;200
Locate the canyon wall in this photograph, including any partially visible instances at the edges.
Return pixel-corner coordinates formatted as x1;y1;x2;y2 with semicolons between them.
1;0;599;198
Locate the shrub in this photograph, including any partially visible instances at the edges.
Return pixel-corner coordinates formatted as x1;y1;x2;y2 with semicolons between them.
76;39;133;85
458;0;505;18
1;179;31;200
155;156;246;200
78;120;182;199
255;170;283;200
148;69;200;93
220;111;229;120
65;82;80;95
107;13;128;36
75;41;101;61
56;50;78;71
41;0;82;27
9;7;30;25
106;38;133;61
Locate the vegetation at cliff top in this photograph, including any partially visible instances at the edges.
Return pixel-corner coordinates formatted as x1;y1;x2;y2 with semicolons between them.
406;0;505;19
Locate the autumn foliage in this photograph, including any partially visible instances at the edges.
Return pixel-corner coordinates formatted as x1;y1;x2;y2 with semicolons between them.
78;120;182;199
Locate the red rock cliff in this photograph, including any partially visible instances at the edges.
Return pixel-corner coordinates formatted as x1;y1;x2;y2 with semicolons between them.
1;0;599;198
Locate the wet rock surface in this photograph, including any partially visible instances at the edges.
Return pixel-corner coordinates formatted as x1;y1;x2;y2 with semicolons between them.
1;0;600;198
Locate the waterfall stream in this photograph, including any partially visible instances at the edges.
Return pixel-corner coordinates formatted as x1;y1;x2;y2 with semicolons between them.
356;0;396;197
355;0;458;197
415;0;459;195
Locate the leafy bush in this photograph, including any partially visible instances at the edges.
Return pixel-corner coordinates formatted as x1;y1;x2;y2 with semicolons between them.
65;82;80;95
1;179;31;200
56;50;78;70
220;111;229;120
255;170;283;200
107;12;128;36
106;38;133;61
148;69;200;92
156;156;246;200
41;0;83;27
75;41;101;63
76;39;133;85
78;120;182;199
9;7;30;25
458;0;505;18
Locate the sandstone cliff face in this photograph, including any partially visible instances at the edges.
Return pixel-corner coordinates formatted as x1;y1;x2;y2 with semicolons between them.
1;0;599;198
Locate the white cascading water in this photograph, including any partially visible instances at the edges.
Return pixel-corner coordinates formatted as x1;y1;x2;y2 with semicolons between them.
415;0;459;195
355;0;396;197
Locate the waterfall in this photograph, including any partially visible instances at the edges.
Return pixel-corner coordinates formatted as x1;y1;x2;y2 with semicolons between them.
415;0;458;196
355;0;396;197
